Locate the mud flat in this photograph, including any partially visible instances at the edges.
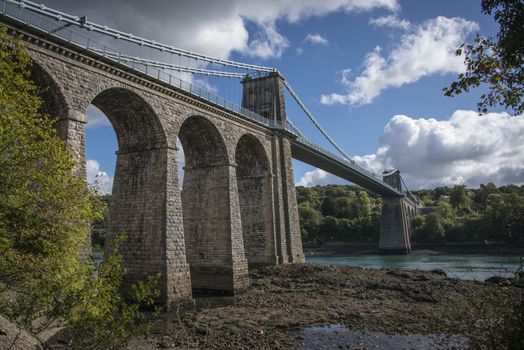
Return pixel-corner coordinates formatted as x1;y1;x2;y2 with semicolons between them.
129;264;519;349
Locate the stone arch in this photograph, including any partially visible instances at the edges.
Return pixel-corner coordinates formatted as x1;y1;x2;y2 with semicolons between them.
178;115;248;293
235;134;276;269
91;88;167;152
29;62;69;123
88;87;182;302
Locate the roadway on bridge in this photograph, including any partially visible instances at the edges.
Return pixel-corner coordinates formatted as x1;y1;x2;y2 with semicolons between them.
291;140;403;197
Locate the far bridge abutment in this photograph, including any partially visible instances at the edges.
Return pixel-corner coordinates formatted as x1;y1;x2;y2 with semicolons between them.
379;170;417;254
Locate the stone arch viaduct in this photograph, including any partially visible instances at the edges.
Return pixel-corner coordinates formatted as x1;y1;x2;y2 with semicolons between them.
3;16;417;307
7;23;304;306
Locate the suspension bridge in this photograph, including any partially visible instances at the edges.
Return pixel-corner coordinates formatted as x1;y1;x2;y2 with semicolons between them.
1;0;419;305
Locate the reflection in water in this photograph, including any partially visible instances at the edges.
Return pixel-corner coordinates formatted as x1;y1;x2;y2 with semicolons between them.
298;324;468;350
306;254;521;281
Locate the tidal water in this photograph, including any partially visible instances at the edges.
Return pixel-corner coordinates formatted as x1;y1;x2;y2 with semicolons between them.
306;253;521;281
298;324;468;350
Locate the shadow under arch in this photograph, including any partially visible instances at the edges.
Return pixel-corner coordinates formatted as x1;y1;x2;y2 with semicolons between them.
30;62;68;119
29;62;74;143
91;88;166;152
178;115;248;293
235;134;276;269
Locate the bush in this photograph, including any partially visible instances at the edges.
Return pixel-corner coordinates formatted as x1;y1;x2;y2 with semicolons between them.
0;26;158;348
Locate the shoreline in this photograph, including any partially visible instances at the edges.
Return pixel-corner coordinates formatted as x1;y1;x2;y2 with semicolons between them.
128;263;520;349
304;241;524;256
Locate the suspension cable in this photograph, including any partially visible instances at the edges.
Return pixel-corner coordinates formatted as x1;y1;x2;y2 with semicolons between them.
400;175;417;204
14;0;276;73
92;49;249;78
282;78;354;163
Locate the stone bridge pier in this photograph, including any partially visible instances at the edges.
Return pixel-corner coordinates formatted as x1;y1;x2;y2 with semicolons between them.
379;170;418;254
7;22;305;307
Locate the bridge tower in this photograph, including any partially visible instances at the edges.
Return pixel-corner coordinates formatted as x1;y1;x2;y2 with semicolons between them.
241;73;305;264
379;170;417;254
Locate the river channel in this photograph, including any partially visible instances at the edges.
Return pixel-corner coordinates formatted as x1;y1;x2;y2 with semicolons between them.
306;253;521;281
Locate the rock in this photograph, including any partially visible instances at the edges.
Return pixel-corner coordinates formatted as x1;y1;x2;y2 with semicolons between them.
386;270;411;279
39;327;70;349
0;315;42;350
430;269;447;277
158;335;174;348
485;276;511;285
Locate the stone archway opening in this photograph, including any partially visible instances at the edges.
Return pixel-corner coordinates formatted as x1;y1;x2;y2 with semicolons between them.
30;62;68;123
235;134;275;270
87;87;173;299
178;115;248;294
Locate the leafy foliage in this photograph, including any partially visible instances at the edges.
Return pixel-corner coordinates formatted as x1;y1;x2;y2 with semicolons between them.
444;0;524;115
0;26;158;348
412;183;524;245
297;183;524;246
297;185;381;243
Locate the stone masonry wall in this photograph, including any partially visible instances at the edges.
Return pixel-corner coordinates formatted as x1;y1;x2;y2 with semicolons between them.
277;135;305;263
379;197;416;254
8;22;305;304
236;135;276;268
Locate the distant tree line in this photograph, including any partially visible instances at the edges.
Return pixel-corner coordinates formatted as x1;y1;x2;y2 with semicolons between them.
412;183;524;245
296;185;382;244
91;183;524;247
296;183;524;246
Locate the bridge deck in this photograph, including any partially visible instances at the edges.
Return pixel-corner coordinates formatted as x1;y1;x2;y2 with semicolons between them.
291;137;403;197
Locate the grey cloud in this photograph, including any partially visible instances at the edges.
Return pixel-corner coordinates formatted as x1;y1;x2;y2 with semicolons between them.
38;0;398;59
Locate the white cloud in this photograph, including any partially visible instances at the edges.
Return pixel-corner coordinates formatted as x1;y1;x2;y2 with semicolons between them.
297;168;351;187
321;16;478;105
86;105;111;129
247;23;289;59
177;139;185;189
297;111;524;189
305;33;329;46
86;159;114;194
369;14;410;30
192;78;219;95
353;110;524;189
41;0;398;59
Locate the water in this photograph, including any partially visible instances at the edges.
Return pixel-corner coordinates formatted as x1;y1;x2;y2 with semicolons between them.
307;253;521;281
298;324;468;350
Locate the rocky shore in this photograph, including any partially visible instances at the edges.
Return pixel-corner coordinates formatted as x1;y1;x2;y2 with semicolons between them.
129;264;520;349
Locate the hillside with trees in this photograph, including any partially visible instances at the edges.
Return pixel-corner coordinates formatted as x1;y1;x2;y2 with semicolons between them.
297;185;382;244
296;183;524;246
412;183;524;245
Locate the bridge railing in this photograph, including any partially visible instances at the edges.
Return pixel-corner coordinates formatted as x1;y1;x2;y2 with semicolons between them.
0;0;283;131
287;122;402;195
1;0;405;198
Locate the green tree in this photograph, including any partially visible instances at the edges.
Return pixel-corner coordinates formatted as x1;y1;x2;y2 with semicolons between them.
334;195;353;218
436;200;455;228
475;182;499;208
444;0;524;114
321;196;337;216
355;191;372;222
298;202;322;240
449;185;473;212
318;216;339;243
413;213;445;242
0;27;157;348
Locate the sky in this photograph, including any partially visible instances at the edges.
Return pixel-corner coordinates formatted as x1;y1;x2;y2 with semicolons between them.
36;0;524;194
